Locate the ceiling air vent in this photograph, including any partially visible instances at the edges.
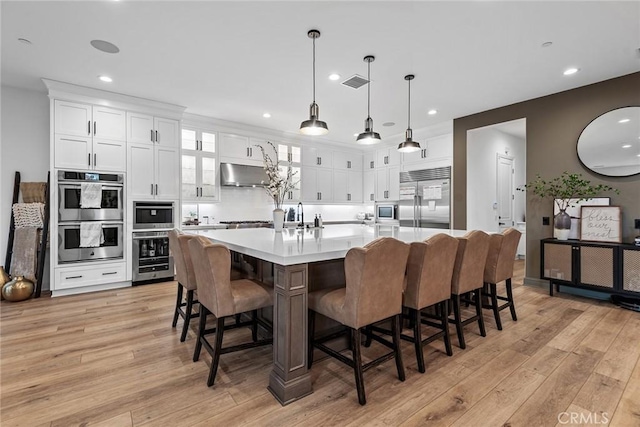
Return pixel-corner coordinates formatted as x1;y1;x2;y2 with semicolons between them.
341;74;369;89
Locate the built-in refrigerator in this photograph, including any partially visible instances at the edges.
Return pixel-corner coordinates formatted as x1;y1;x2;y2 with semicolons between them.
399;167;451;229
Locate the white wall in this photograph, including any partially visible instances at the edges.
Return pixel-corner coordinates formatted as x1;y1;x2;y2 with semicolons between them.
466;125;526;232
0;85;50;266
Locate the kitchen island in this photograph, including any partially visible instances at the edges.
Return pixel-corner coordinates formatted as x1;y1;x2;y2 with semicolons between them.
191;224;468;405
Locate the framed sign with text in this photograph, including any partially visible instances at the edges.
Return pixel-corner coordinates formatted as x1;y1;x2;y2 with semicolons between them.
579;206;622;243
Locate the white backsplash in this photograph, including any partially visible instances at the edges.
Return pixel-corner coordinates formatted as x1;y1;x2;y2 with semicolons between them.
182;187;373;225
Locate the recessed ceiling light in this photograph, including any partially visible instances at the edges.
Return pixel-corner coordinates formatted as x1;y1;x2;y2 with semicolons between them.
262;113;271;118
98;75;113;83
618;118;630;123
90;40;120;54
428;109;438;115
563;68;579;76
622;144;632;148
329;74;341;81
18;38;32;45
382;122;395;127
541;41;553;48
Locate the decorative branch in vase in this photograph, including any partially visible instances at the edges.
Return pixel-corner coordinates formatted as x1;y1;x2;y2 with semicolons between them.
519;171;619;240
255;141;299;232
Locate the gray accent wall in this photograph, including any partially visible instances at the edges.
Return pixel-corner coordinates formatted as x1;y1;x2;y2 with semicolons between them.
453;72;640;280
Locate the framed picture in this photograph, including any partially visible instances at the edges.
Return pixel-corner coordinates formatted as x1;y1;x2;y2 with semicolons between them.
553;197;610;239
580;205;622;243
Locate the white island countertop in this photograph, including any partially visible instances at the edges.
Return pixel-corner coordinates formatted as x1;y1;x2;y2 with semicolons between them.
190;224;468;266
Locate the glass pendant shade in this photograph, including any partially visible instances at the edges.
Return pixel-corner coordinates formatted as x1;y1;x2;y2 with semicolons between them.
300;29;328;135
356;55;381;145
397;74;421;153
300;102;328;135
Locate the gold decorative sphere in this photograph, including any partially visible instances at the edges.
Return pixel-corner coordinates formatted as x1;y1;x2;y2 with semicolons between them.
1;276;34;302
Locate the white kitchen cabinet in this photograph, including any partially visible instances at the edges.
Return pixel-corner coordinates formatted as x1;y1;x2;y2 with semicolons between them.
218;133;262;166
375;166;400;201
401;135;453;169
54;101;126;171
128;143;179;200
302;146;332;168
376;147;401;168
302;167;332;202
126;113;179;148
402;146;429;164
333;151;363;171
363;170;375;202
275;142;301;202
54;261;126;291
333;170;363;203
182;128;218;202
364;150;376;170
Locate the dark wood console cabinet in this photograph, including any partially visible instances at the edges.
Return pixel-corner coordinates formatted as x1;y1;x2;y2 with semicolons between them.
541;238;640;297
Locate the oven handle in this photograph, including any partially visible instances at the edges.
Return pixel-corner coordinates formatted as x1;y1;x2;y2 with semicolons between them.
58;183;124;189
58;222;123;228
132;234;168;240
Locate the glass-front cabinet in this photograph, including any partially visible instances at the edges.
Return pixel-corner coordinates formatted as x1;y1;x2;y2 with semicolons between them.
277;143;302;202
181;128;217;202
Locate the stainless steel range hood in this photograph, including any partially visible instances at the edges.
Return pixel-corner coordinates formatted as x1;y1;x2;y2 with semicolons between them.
220;163;268;187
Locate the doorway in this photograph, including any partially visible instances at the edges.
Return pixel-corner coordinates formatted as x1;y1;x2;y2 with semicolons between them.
466;118;526;259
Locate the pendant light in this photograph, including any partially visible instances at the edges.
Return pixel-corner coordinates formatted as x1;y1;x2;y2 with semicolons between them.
397;74;421;153
356;55;381;145
300;29;329;136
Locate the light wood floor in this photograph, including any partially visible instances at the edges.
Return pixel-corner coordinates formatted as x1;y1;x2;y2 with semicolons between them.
2;261;640;427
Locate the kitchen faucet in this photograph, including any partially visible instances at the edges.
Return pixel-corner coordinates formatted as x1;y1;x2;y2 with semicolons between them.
297;202;304;228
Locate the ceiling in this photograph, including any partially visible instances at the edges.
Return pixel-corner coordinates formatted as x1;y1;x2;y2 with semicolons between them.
2;1;639;147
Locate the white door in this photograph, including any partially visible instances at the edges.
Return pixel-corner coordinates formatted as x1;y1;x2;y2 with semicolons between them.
219;133;250;160
348;170;363;202
199;155;217;200
363;170;375;202
375;168;388;200
316;169;333;201
128;143;155;199
154;117;179;148
497;154;515;232
301;167;318;201
92;106;126;141
181;153;198;200
388;166;400;200
93;139;125;172
54;100;92;137
127;112;154;145
364;150;376;170
333;170;348;202
155;147;179;199
54;135;91;170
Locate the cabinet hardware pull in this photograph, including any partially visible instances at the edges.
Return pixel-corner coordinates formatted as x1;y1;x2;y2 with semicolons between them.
155;130;159;143
370;161;374;169
247;147;250;157
88;153;91;166
155;184;158;195
94;121;97;135
88;121;91;135
348;194;351;201
370;194;374;201
151;129;154;142
102;271;117;276
250;147;253;157
151;184;154;195
347;161;351;169
94;153;97;167
66;275;83;279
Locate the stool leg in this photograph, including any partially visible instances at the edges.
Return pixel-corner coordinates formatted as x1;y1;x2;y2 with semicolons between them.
475;289;486;337
351;328;366;405
392;314;406;382
193;305;207;362
452;294;466;349
413;309;425;373
207;317;226;387
490;283;503;331
180;290;194;342
506;278;517;321
172;283;183;328
235;313;241;325
307;310;315;369
251;310;258;342
441;300;453;357
364;325;373;348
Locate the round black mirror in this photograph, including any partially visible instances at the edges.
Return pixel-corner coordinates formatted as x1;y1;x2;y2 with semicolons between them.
577;106;640;177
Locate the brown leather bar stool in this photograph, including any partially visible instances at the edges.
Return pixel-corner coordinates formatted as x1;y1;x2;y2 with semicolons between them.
307;237;410;405
403;233;459;373
189;236;273;387
483;228;522;330
449;230;491;349
168;229;199;342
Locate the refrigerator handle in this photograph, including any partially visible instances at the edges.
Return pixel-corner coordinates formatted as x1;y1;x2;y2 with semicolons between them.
413;195;418;228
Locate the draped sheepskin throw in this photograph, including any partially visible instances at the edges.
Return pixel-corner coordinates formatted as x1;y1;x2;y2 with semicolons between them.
12;203;45;228
11;226;39;282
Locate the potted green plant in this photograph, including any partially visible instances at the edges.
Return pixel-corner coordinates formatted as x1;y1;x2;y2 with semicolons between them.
520;172;619;240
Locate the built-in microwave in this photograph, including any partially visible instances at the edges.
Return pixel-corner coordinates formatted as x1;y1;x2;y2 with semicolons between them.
376;204;398;222
58;171;124;222
133;201;175;229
